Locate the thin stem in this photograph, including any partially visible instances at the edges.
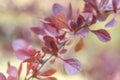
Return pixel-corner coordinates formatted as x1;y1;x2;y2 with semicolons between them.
26;54;53;80
38;54;53;70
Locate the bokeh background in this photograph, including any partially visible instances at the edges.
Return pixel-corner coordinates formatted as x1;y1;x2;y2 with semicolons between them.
0;0;120;80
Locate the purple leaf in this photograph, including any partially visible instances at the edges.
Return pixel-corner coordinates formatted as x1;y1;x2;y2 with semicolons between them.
12;39;28;51
52;3;65;16
91;29;111;42
105;18;117;27
63;58;82;75
67;3;72;20
112;0;118;13
0;73;6;80
76;27;90;38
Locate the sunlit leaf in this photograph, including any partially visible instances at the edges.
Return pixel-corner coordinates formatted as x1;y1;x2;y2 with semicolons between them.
74;39;84;52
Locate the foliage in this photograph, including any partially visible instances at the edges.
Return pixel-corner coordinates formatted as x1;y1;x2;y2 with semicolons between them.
0;0;120;80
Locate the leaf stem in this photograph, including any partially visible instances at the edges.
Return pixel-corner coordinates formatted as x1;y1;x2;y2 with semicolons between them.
38;54;53;70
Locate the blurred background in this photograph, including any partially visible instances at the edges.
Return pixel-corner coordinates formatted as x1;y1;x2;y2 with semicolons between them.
0;0;120;80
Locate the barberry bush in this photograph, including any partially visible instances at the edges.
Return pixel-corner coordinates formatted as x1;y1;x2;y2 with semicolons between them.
0;0;120;80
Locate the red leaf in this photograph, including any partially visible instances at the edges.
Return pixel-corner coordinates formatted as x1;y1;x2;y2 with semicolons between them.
23;57;38;63
83;2;93;13
67;3;72;20
77;15;85;27
26;63;38;75
0;73;6;80
31;27;46;35
91;29;111;42
42;46;51;53
76;27;90;38
43;36;58;52
41;77;57;80
112;0;118;13
23;53;41;63
84;0;98;10
26;45;36;56
70;21;77;31
63;58;82;75
23;53;42;62
57;32;66;40
91;15;96;25
52;3;65;16
74;39;84;52
50;40;58;52
7;65;18;78
55;12;68;29
40;69;56;76
105;18;117;27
